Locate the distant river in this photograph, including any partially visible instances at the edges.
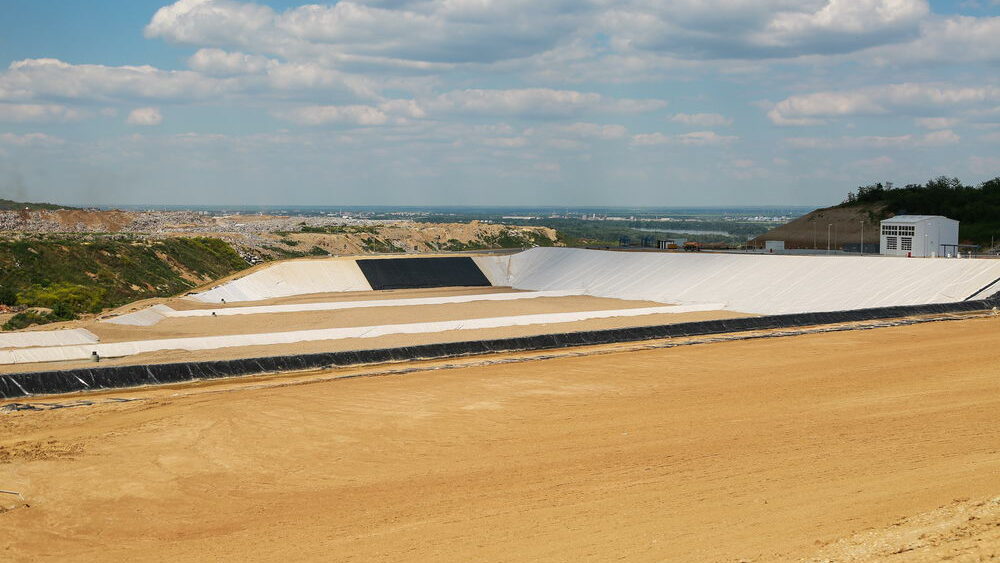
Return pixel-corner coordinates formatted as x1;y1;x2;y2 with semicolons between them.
634;228;732;236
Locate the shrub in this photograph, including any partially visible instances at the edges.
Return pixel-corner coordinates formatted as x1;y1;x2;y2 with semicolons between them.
3;308;77;330
17;282;106;314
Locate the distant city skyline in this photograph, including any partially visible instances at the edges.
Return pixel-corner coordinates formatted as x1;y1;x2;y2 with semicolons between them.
0;0;998;207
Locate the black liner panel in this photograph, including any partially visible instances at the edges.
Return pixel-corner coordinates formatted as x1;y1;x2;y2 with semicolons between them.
2;296;997;399
357;257;491;290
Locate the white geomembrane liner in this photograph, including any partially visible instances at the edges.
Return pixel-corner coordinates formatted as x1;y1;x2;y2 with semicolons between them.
0;328;99;350
105;290;587;326
193;259;372;303
474;247;1000;315
1;304;722;365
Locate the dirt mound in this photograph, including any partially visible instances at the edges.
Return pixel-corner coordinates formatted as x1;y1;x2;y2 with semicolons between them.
750;203;885;250
51;210;135;231
809;496;1000;561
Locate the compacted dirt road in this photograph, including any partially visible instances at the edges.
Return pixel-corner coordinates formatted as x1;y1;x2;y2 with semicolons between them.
2;316;999;561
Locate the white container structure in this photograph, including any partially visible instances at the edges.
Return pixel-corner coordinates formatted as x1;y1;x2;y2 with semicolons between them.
880;215;958;257
764;240;785;252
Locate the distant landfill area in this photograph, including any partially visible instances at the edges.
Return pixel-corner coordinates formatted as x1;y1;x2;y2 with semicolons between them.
0;207;559;262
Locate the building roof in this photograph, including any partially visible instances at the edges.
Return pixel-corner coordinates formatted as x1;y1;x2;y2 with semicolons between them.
880;214;957;224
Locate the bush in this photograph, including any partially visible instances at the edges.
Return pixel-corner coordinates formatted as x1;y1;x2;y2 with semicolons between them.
0;286;16;306
2;308;77;330
17;282;106;314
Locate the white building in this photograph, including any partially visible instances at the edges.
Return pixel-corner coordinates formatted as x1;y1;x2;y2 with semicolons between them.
880;215;959;257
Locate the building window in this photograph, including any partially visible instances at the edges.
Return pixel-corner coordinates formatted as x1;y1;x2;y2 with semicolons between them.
887;236;898;250
881;224;916;236
901;237;912;251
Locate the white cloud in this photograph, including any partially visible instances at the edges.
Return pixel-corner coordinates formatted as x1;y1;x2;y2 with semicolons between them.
669;112;732;127
146;0;588;65
631;130;737;146
0;58;226;103
863;15;1000;64
277;104;388;126
603;0;929;60
915;117;959;129
188;48;274;75
0;132;65;146
768;83;1000;125
126;107;163;126
426;88;665;118
0;103;86;122
786;129;959;148
480;136;530;148
853;155;894;167
547;122;629;140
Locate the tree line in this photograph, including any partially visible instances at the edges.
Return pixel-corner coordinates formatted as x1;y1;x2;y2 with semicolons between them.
840;176;1000;245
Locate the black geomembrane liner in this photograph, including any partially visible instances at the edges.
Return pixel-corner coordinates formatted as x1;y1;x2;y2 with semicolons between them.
2;295;999;399
357;257;491;290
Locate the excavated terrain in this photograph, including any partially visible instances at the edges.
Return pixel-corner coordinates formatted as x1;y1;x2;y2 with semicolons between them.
2;316;998;561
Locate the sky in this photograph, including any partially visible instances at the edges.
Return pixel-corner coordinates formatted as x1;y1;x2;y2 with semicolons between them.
0;0;998;207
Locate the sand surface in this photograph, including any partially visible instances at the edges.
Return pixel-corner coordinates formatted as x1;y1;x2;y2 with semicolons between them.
2;316;999;561
0;309;747;374
90;294;668;341
1;286;744;374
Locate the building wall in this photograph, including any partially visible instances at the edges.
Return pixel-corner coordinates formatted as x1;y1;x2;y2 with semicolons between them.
880;218;959;257
881;222;919;256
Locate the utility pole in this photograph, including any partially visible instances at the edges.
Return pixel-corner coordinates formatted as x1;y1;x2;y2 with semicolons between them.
860;220;865;256
827;223;833;253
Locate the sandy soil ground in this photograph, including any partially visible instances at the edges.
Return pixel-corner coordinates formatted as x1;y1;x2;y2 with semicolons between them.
1;286;745;375
89;294;669;342
0;308;747;374
2;316;999;561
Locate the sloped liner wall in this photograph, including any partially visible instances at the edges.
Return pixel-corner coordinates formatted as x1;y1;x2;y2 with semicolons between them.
357;257;491;290
2;296;996;400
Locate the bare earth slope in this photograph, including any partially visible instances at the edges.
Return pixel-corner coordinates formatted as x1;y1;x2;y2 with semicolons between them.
2;316;999;561
750;203;884;249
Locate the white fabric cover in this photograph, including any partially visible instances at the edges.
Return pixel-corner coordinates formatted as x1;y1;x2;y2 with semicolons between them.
107;290;587;326
475;247;1000;315
192;259;372;303
2;304;720;364
0;328;99;349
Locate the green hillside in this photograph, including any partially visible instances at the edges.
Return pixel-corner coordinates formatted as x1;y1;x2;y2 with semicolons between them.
840;176;1000;244
0;198;76;211
0;236;247;329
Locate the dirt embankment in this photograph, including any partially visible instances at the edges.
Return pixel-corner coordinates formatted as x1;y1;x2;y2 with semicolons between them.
750;203;885;250
1;317;999;560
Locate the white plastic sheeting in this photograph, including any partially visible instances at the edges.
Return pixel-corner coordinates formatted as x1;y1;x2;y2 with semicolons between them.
472;255;512;286
103;305;175;326
476;247;1000;315
193;259;372;303
0;328;99;349
106;290;587;326
1;304;721;364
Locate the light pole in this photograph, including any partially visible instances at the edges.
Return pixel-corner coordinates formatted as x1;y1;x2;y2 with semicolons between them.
827;223;833;253
860;220;865;256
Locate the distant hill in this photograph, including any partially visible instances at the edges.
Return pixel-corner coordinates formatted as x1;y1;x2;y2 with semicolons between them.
749;202;884;250
753;176;1000;249
0;198;76;211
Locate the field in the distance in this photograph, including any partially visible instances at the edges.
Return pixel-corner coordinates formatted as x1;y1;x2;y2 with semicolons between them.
2;315;999;561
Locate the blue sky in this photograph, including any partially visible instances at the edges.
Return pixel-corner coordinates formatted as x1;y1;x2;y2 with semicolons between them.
0;0;998;207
